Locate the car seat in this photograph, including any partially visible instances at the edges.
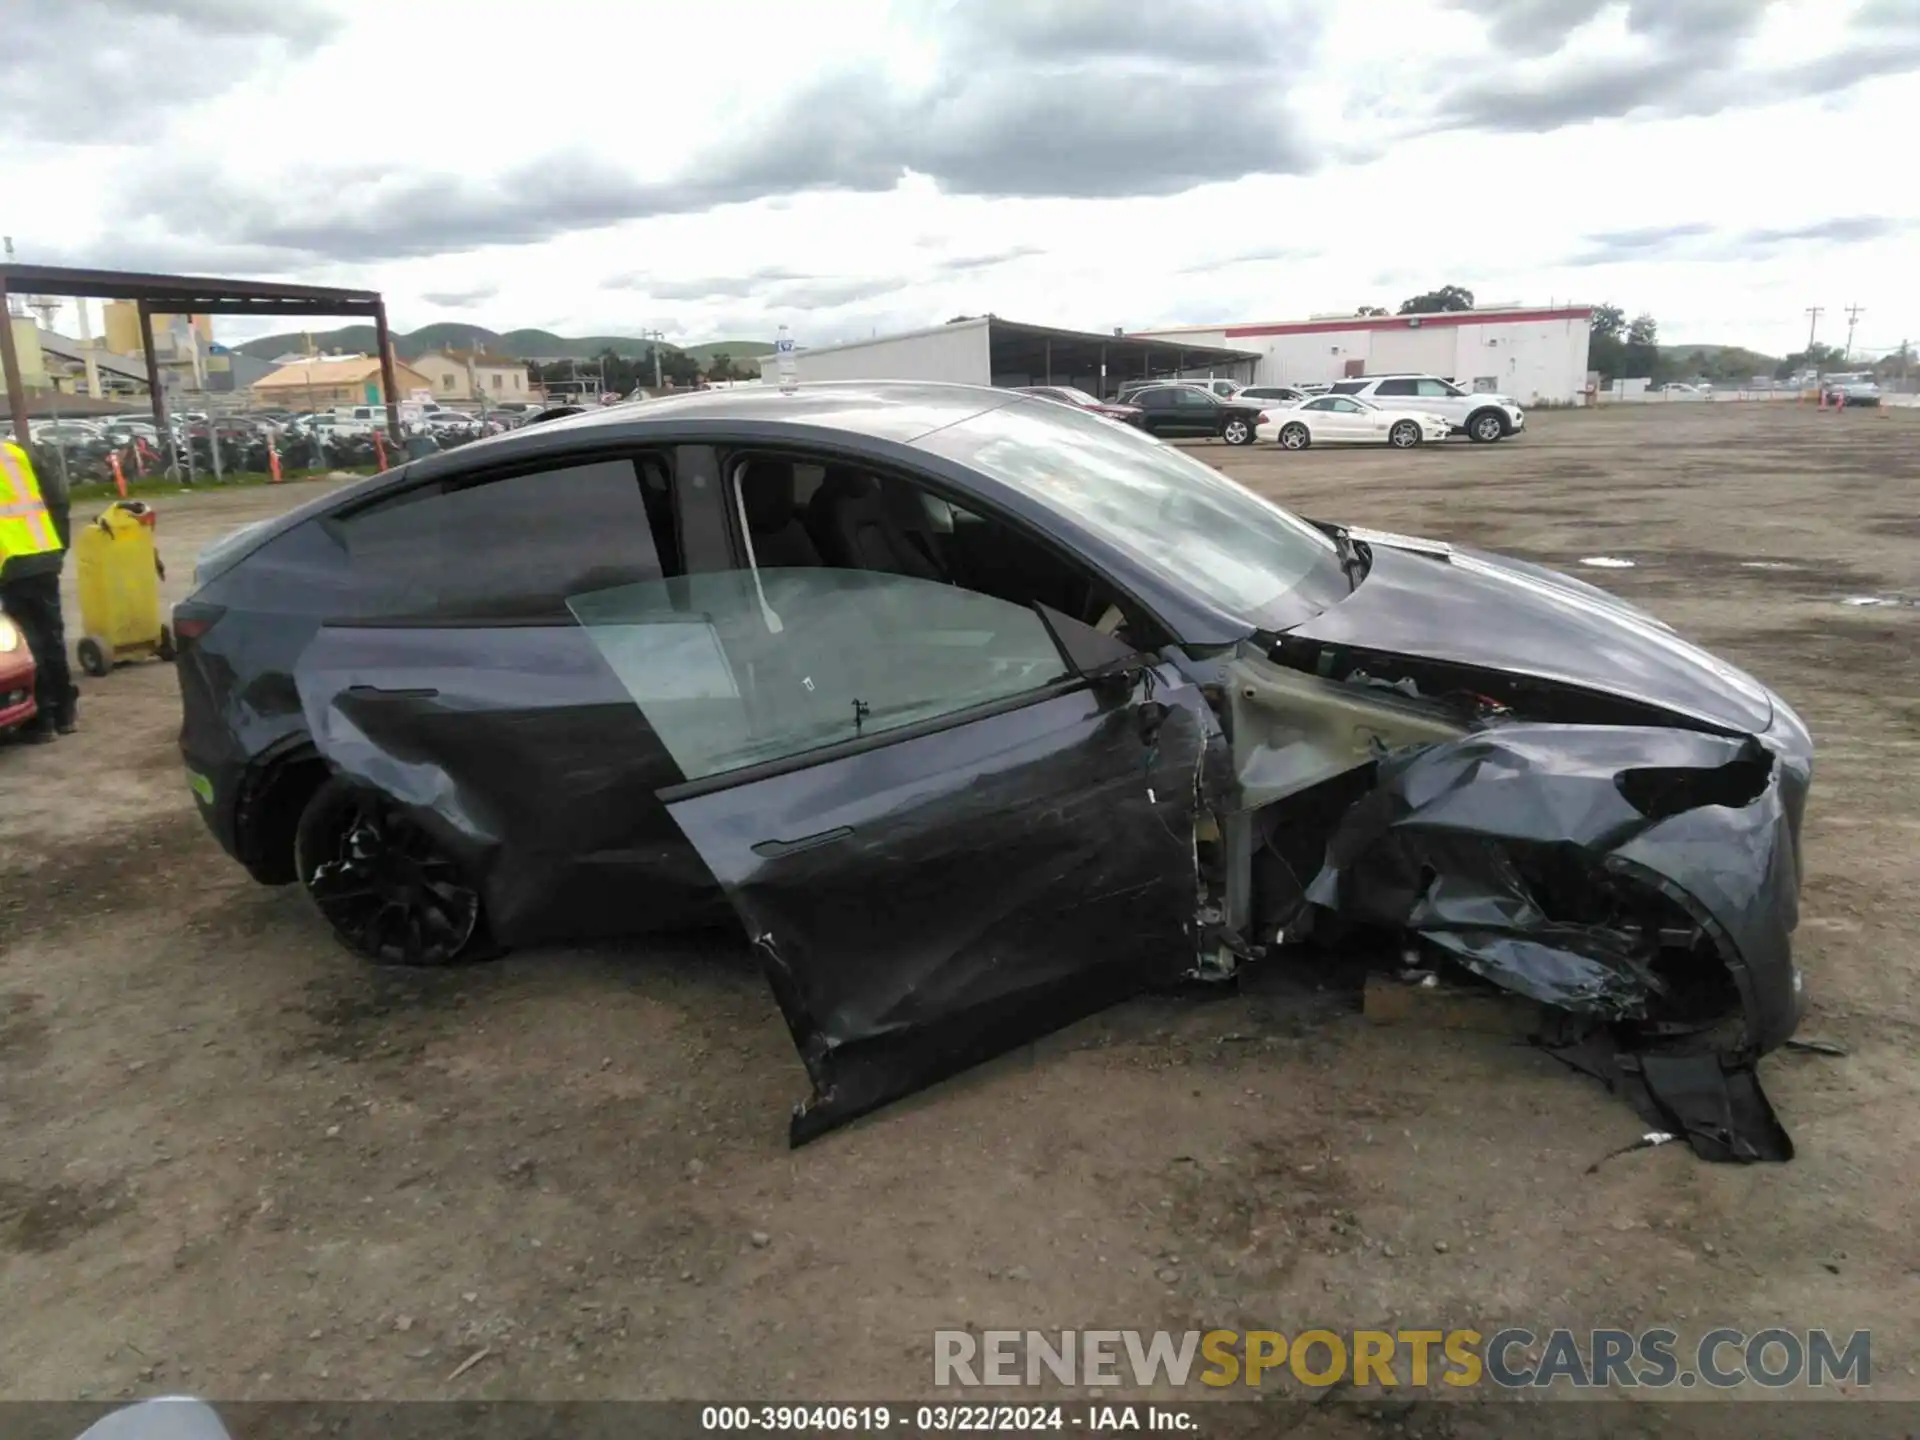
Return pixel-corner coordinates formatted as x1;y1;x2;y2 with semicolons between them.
806;468;944;581
738;459;824;569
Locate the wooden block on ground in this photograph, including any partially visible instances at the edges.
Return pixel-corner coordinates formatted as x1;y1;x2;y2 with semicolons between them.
1363;973;1541;1035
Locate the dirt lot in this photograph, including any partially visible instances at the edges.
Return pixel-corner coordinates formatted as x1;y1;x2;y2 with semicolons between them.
2;403;1916;1422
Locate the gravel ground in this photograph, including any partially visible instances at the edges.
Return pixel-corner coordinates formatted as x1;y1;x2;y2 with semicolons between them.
1;403;1915;1427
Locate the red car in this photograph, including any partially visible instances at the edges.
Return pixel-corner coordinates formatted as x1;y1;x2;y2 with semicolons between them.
1012;385;1145;426
0;608;37;736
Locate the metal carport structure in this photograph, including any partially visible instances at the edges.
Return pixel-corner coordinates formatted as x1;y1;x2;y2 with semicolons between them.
983;317;1260;395
784;315;1261;398
0;264;403;465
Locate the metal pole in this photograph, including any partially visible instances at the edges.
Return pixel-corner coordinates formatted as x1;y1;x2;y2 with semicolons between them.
373;302;401;442
48;384;70;492
0;278;29;446
1044;339;1052;386
137;300;175;478
75;296;102;401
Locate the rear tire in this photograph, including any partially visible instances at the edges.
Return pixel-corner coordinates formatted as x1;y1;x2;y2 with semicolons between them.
1278;423;1310;451
294;776;490;966
77;636;111;677
1222;418;1253;446
1389;421;1421;448
1467;409;1507;442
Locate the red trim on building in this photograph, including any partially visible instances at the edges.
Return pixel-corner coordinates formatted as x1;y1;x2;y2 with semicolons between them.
1216;307;1594;340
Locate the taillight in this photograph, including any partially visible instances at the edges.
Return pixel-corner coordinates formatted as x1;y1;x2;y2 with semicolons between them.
1257;412;1270;425
171;601;226;645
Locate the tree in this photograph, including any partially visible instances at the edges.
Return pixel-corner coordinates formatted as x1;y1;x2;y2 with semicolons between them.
1356;305;1388;317
1773;342;1845;380
706;351;738;382
1622;313;1661;381
1587;303;1628;381
1397;284;1474;315
658;348;702;386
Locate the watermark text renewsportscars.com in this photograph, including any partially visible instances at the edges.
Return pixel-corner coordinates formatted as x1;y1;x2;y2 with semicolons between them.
933;1328;1871;1391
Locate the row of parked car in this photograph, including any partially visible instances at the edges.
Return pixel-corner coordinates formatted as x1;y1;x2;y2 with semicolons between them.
1013;372;1526;449
20;400;551;484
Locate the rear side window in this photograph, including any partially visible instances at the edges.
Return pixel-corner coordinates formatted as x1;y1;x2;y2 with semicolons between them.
1330;381;1368;395
1372;378;1417;397
341;456;677;620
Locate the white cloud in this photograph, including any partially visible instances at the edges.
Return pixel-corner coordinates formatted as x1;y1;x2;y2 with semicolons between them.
3;0;1914;358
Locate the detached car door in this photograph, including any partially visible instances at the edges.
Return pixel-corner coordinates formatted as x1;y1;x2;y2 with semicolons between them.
570;563;1218;1144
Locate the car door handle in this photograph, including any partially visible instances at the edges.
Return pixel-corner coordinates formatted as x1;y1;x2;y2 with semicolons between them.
751;826;854;859
343;685;441;699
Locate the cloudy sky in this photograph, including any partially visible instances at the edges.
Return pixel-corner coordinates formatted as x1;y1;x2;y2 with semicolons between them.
4;0;1917;358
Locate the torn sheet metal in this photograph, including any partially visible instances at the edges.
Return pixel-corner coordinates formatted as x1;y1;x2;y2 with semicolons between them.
1548;1034;1793;1164
657;671;1219;1146
1305;722;1810;1162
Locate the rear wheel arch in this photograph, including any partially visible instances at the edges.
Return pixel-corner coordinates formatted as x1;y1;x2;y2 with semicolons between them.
236;738;331;885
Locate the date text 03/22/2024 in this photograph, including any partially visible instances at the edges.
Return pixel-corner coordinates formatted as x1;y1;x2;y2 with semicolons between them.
700;1405;1194;1432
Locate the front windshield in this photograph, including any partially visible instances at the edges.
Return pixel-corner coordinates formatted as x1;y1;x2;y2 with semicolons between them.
917;396;1342;626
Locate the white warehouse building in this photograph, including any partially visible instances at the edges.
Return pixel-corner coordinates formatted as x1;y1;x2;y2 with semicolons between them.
1132;305;1596;405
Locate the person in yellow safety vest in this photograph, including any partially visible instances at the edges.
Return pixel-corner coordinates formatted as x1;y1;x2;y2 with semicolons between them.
0;438;76;742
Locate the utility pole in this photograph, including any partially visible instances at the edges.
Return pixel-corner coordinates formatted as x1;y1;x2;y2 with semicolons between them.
1843;304;1864;363
640;328;665;390
1804;306;1823;357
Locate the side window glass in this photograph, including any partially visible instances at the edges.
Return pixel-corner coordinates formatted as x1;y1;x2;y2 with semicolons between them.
1374;378;1416;397
1304;398;1334;411
1139;389;1171;410
1177;389;1213;408
342;457;671;620
569;570;1071;782
1415;379;1452;397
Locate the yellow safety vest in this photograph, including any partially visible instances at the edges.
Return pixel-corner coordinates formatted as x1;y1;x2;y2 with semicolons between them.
0;441;61;564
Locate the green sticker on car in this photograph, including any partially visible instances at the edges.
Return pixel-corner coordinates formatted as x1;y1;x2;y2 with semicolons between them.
186;770;214;805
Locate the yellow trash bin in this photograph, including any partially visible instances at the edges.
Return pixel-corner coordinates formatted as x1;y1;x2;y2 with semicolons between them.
74;500;173;676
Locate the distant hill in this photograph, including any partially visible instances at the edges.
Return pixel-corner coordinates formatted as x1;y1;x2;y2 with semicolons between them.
236;325;774;367
1660;342;1780;378
680;339;778;365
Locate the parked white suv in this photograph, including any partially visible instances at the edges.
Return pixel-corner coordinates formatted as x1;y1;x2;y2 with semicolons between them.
1327;374;1524;442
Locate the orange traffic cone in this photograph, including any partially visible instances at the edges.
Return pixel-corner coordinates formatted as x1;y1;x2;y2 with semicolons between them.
109;450;129;497
268;440;282;483
372;430;388;471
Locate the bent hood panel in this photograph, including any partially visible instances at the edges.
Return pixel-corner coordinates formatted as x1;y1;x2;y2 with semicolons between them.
1291;542;1774;732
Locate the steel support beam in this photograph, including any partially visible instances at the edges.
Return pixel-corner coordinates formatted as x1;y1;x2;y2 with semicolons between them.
0;279;29;447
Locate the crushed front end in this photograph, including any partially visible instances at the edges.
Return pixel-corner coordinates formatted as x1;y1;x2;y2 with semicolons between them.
1213;640;1812;1164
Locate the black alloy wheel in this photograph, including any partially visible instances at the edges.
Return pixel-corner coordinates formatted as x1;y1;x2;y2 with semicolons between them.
295;778;483;966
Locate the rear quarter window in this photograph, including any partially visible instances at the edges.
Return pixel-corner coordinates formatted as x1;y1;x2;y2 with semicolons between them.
338;456;676;621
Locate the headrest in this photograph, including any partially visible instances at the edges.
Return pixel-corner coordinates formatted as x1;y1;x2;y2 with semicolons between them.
815;466;877;503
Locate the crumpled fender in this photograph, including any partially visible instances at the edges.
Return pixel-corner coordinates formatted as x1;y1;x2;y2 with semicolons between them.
1305;722;1806;1045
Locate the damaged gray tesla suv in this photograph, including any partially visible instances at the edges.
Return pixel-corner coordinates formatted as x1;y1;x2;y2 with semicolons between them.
176;382;1811;1159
